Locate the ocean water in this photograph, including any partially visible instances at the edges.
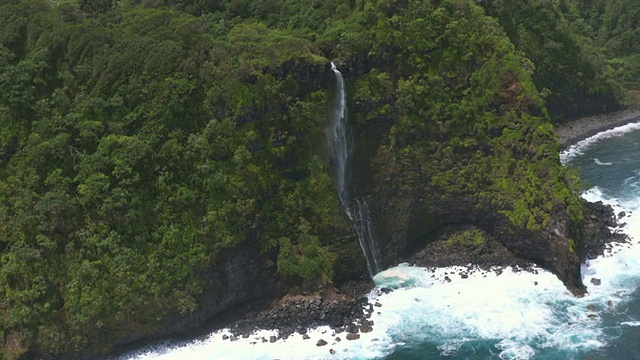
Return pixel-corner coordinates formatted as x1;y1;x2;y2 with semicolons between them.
120;121;640;360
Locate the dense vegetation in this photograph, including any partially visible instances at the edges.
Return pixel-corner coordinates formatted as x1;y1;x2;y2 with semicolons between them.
577;0;640;91
0;0;634;358
481;0;623;119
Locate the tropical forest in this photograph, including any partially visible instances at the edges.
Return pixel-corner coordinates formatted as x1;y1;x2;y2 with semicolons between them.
0;0;638;358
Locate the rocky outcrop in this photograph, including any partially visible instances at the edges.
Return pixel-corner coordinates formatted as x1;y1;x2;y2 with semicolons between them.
579;200;629;261
220;282;376;342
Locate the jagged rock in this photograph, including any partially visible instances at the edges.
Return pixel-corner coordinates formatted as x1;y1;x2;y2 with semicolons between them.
316;339;328;347
269;336;277;343
590;278;601;286
330;349;336;355
302;334;311;340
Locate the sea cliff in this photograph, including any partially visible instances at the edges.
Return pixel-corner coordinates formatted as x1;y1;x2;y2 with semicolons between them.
0;0;634;359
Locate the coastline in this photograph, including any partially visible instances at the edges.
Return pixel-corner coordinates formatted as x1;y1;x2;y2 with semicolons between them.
555;105;640;150
111;114;639;359
111;108;640;360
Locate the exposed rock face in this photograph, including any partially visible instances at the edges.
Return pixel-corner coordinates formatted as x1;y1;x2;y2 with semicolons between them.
364;147;624;295
104;240;277;360
344;73;603;296
360;143;587;294
579;200;629;261
363;146;625;296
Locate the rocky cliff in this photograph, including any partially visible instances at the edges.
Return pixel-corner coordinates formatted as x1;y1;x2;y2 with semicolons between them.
0;1;627;359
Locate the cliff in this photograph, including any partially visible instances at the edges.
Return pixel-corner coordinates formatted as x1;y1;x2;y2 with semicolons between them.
0;0;629;359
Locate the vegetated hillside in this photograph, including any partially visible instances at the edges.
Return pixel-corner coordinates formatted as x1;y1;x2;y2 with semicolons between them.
480;0;623;120
577;0;640;92
0;0;626;358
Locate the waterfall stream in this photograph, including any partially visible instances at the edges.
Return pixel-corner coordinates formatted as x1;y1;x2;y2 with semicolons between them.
329;62;382;277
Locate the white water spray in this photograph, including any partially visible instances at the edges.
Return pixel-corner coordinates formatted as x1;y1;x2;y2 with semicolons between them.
329;62;382;277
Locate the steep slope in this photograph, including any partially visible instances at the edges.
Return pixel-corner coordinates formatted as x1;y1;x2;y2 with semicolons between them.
0;0;622;358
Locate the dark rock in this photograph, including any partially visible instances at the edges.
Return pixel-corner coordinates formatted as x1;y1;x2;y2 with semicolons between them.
269;336;277;343
302;334;311;340
359;325;373;333
345;323;358;334
580;201;629;263
346;333;360;340
330;349;336;355
316;339;328;346
374;302;382;307
618;211;626;218
444;276;451;282
587;304;597;311
590;278;601;286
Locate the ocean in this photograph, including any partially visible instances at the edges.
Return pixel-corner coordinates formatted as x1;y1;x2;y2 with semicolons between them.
120;122;640;360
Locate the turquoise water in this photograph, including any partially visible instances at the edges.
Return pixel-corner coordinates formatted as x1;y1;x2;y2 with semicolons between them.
121;122;640;360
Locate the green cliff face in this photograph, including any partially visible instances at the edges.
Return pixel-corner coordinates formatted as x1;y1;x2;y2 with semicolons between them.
0;0;626;358
338;0;585;294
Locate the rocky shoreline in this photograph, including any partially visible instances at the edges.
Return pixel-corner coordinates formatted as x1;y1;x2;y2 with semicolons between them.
111;108;637;358
211;204;627;350
210;108;638;347
555;105;640;149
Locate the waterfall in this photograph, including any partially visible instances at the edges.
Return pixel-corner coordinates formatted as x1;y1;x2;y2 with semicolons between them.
329;62;382;277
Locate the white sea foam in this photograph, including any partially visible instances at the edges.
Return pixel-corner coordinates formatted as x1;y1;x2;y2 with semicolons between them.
560;121;640;164
594;158;613;166
621;321;640;327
